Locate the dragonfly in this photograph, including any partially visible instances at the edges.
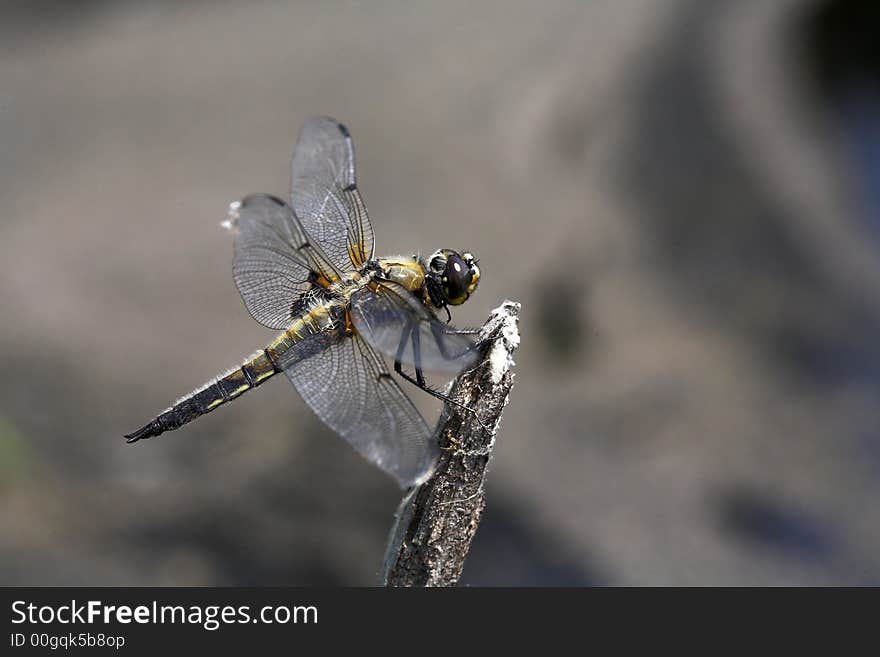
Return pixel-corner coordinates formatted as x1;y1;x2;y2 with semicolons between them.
125;117;482;487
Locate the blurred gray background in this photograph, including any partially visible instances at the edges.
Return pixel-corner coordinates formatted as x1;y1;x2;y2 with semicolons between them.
2;0;879;585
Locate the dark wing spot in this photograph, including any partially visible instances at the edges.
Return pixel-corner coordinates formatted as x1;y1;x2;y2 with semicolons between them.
337;122;350;138
343;183;357;192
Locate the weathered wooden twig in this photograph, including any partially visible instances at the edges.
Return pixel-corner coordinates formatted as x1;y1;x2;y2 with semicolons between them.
382;300;521;586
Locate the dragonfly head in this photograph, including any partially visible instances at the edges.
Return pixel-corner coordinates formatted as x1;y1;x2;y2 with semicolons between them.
427;249;480;306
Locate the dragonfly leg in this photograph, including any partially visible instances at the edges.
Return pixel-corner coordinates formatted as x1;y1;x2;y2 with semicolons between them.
394;321;413;367
411;327;427;388
430;321;479;361
394;322;483;424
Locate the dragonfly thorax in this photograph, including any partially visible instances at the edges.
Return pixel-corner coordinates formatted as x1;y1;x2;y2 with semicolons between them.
375;256;427;295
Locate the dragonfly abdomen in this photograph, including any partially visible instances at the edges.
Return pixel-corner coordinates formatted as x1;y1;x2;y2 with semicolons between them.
124;302;341;444
123;349;279;443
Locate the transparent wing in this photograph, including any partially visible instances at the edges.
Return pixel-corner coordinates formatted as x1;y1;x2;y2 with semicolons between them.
350;282;479;375
290;116;375;270
226;194;341;330
280;329;438;488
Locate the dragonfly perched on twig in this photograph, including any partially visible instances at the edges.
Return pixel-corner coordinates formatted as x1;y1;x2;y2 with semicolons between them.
125;117;482;487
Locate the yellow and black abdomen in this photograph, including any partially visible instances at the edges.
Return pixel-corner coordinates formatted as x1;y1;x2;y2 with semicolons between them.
124;302;341;443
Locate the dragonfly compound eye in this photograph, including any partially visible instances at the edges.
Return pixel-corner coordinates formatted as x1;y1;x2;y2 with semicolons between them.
463;252;480;295
442;253;474;305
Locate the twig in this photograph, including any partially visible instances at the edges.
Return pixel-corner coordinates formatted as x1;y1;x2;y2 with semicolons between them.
382;300;521;586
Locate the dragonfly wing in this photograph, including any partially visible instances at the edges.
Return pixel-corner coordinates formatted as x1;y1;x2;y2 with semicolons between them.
350;283;479;375
226;194;340;330
290;117;375;270
280;329;437;488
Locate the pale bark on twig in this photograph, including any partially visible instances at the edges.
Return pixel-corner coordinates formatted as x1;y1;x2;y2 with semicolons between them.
383;300;521;587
